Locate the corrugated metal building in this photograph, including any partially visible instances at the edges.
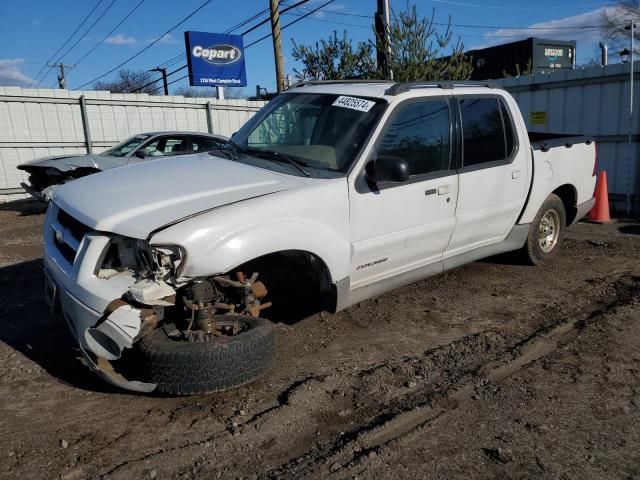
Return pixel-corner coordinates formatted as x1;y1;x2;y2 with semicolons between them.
496;62;640;213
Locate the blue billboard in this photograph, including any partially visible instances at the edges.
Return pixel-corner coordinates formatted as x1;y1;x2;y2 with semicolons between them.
184;31;247;87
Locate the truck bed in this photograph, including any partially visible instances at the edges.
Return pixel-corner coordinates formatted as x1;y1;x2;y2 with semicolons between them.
528;132;594;151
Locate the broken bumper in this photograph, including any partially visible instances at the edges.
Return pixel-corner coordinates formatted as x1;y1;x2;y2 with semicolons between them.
21;182;57;202
43;205;158;392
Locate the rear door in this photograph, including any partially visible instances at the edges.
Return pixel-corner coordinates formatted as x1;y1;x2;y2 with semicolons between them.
349;97;458;288
445;95;528;256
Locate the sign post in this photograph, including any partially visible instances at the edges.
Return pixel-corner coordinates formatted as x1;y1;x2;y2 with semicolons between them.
185;31;247;88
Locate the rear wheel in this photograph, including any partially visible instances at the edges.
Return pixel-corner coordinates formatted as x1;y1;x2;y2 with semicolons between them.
519;193;566;265
136;315;275;395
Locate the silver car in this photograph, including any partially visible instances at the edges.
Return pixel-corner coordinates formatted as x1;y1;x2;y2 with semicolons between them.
17;131;228;201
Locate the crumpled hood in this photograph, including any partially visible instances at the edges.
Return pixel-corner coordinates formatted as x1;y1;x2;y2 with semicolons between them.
18;154;105;171
52;153;307;239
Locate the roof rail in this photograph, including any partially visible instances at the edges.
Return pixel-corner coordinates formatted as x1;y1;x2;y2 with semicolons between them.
384;81;496;95
289;79;396;89
287;79;497;95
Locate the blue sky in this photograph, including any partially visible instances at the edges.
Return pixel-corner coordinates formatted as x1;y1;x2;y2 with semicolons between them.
0;0;620;94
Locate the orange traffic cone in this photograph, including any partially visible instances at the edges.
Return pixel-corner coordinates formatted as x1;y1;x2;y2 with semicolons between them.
588;171;611;223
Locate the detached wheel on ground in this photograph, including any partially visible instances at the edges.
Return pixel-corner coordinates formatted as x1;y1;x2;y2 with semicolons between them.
136;315;275;395
519;193;567;265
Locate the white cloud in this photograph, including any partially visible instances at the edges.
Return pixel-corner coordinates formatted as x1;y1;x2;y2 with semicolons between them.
147;33;177;45
471;7;613;50
0;59;33;87
105;34;137;46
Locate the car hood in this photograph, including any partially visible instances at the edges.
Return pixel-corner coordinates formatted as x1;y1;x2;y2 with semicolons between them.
18;154;108;171
52;153;308;239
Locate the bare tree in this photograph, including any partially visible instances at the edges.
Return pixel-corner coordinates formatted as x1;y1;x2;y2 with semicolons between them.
93;69;158;94
602;1;639;56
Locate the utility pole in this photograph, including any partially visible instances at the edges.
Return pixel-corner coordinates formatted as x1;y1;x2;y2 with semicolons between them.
625;21;636;214
49;63;75;89
375;0;392;80
150;67;168;95
269;0;285;92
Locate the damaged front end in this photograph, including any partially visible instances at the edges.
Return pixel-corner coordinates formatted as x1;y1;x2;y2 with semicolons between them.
43;200;271;392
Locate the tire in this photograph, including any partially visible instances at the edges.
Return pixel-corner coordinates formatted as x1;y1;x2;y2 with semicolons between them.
136;315;275;395
519;193;567;266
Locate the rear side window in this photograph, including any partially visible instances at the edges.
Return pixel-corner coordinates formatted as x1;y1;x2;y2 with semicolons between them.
377;100;451;176
499;99;516;158
459;97;512;167
192;136;225;152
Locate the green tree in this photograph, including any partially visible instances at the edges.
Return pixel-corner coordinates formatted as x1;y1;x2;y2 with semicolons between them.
384;6;472;82
291;6;472;82
291;31;376;81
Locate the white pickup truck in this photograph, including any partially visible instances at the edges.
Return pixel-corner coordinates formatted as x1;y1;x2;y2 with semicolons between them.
43;81;597;394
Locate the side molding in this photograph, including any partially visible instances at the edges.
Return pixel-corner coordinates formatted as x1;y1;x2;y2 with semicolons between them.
334;224;530;312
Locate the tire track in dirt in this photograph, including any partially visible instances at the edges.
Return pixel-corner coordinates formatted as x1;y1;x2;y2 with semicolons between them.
259;274;640;479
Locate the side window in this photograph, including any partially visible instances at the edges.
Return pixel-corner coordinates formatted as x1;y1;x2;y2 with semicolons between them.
499;99;516;158
377;100;451;177
192;136;225;152
459;97;507;167
140;136;188;156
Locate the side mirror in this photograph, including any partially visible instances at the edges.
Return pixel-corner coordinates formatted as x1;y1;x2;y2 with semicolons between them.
366;155;410;183
134;150;146;159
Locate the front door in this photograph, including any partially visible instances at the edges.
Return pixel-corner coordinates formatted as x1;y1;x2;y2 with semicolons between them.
349;98;458;288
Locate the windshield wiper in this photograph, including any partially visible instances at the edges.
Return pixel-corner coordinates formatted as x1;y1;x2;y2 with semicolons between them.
208;142;239;161
243;148;311;177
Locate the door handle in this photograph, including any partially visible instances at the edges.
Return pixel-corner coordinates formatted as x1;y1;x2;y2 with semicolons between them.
512;170;521;179
437;184;452;195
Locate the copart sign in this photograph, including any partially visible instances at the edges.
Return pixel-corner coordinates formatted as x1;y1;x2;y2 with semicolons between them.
185;31;247;87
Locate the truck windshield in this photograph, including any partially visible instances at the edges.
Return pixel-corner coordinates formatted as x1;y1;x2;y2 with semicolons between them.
231;93;387;176
103;135;150;157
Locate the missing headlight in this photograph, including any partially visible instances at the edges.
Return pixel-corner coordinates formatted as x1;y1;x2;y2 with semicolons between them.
149;245;186;280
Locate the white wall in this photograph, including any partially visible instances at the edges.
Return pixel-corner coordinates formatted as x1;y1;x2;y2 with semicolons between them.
0;87;265;201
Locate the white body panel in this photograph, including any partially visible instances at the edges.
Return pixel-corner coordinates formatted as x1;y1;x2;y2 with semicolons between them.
519;141;597;224
151;178;351;283
52;153;306;239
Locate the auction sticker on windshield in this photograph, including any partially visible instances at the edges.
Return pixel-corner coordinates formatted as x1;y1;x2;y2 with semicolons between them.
332;96;376;112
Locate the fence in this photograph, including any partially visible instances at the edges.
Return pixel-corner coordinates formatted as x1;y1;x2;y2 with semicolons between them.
0;87;265;201
495;62;640;213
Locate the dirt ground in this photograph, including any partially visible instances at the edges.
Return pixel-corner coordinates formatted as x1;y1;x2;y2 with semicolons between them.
0;201;639;480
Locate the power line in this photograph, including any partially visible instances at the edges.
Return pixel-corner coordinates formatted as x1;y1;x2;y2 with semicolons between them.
134;1;311;93
74;0;215;90
284;11;370;29
148;0;333;94
53;0;117;65
292;5;603;31
74;0;146;66
433;0;605;10
245;0;335;48
239;0;312;37
29;0;105;87
132;4;275;91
